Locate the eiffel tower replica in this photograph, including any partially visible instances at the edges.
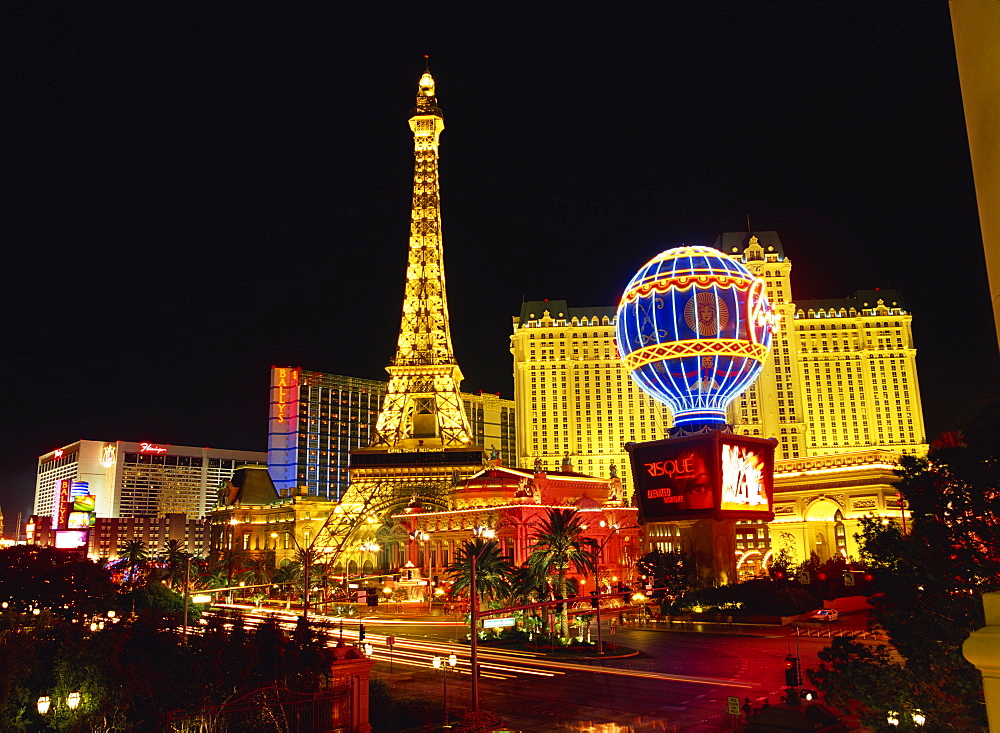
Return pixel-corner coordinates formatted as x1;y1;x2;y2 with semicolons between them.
349;66;484;493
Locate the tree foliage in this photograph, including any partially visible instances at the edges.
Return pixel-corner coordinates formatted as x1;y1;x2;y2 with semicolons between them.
527;508;597;639
810;402;1000;730
0;608;335;731
0;547;117;619
635;549;699;601
446;538;513;609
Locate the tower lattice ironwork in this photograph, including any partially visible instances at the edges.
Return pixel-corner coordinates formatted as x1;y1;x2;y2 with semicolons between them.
369;69;474;450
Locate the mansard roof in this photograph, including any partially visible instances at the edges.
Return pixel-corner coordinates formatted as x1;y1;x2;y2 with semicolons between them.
797;289;908;315
714;231;786;259
517;300;616;325
224;466;280;506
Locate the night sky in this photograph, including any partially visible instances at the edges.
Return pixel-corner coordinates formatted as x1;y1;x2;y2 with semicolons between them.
5;3;997;532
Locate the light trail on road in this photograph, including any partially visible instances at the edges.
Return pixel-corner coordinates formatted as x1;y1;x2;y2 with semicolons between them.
224;608;756;690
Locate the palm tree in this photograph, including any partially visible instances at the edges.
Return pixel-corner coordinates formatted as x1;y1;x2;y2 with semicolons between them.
507;564;548;638
216;547;249;589
528;508;598;640
447;538;513;612
117;539;149;614
242;551;275;588
158;539;190;591
273;561;302;610
117;539;149;590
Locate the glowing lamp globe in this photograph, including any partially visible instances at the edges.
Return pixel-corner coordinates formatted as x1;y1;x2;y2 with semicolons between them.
616;245;778;429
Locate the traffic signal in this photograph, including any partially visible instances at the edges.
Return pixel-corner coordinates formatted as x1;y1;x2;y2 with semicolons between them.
366;587;378;607
590;590;599;609
554;593;564;614
432;575;439;587
784;656;800;687
358;624;366;641
773;570;786;580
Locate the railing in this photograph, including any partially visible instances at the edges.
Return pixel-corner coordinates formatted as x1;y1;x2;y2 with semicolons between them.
165;684;351;732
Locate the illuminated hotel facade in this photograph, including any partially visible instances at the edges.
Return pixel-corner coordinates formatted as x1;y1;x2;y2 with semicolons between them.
512;232;926;572
34;440;266;521
720;232;926;460
510;302;671;499
267;367;515;501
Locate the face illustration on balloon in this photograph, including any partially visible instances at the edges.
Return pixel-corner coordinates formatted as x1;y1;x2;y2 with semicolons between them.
684;292;729;336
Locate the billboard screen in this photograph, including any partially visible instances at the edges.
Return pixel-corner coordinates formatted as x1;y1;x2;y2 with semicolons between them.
628;431;775;521
719;440;771;512
72;494;96;513
54;530;88;549
67;512;93;529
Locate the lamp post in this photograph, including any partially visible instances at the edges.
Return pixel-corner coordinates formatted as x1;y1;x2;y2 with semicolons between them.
593;522;619;657
896;492;908;534
469;525;495;713
37;696;50;716
66;692;80;710
593;521;638;656
182;554;192;641
433;652;458;728
358;541;381;607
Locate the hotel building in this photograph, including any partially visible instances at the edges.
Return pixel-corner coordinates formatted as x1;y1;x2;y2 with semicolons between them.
510;303;671;499
720;231;926;460
512;232;926;571
34;440;266;521
267;367;515;500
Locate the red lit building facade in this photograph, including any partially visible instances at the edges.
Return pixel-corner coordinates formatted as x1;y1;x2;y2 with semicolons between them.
390;459;640;594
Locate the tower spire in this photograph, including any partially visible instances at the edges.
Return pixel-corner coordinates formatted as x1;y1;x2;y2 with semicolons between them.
368;68;474;449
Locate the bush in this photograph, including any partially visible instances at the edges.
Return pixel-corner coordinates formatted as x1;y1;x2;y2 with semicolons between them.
369;677;441;733
669;579;818;616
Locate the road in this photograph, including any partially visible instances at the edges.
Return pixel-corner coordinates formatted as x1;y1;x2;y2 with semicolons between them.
231;604;867;731
355;615;855;732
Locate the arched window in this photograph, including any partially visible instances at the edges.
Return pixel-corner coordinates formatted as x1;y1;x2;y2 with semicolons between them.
834;511;847;555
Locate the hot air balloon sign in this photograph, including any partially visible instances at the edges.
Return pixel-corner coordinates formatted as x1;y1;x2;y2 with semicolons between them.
616;245;779;430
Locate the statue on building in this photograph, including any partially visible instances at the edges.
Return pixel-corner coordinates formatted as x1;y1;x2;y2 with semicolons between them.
534;456;543;472
607;480;620;503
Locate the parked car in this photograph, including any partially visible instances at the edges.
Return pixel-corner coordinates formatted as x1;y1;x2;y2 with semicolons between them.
811;609;839;622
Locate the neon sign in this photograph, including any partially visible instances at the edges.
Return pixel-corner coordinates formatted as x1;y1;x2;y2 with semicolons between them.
100;443;117;467
54;449;64;458
139;443;168;454
274;368;299;424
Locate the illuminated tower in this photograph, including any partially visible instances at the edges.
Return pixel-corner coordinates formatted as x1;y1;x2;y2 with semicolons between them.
350;68;484;489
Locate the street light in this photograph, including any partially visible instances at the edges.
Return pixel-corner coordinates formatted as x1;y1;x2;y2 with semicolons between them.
592;522;638;656
887;711;900;726
469;525;495;713
432;653;458;728
37;696;50;715
911;710;926;726
408;529;429;580
66;692;80;710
